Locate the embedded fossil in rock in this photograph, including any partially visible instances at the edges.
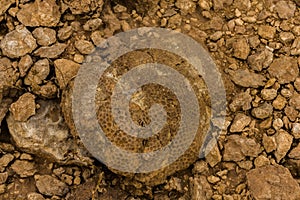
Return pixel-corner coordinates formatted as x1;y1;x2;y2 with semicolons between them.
61;48;211;186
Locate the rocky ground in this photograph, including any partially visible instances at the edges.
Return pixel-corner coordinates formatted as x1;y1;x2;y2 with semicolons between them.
1;0;300;199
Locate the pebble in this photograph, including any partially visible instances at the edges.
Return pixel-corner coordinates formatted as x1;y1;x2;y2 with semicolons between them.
291;123;300;139
272;118;283;130
24;59;50;86
83;18;103;31
274;129;293;162
11;160;36;177
291;37;300;55
261;88;277;100
0;25;37;58
189;175;213;199
18;55;33;77
289;144;300;159
0;154;14;172
54;59;80;89
254;155;270;167
9;93;36;122
34;43;67;59
74;40;95;55
232;37;250;60
27;192;46;200
279;32;295;44
229;90;252;112
251;103;273;119
229;69;266;88
289;92;300;110
258;25;276;39
275;0;296;19
263;134;277;153
272;95;287;110
32;27;57;46
230;113;251;132
247;49;273;71
0;0;14;15
175;0;196;15
35;174;69;196
57;26;73;41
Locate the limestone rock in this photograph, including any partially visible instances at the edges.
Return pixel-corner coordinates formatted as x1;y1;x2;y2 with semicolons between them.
274;129;293;162
54;59;80;89
247;165;300;200
34;43;67;59
0;26;37;58
229;69;266;88
9;93;36;122
17;0;61;27
230;113;251;132
35;175;69;196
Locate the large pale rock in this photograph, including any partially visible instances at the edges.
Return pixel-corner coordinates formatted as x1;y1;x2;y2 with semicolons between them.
17;0;61;27
247;165;300;200
0;26;37;58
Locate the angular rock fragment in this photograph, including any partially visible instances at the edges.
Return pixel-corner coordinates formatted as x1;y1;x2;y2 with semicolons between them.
74;40;95;55
189;175;213;200
9;93;36;122
11;160;36;178
229;69;266;88
230;113;251;132
35;175;69;196
258;25;276;39
18;55;33;77
32;28;57;46
0;0;14;16
24;59;50;86
274;129;293;162
54;59;80;89
251;103;273;119
63;0;104;14
229;90;252;112
275;0;296;19
247;49;273;71
232;37;250;60
34;43;67;59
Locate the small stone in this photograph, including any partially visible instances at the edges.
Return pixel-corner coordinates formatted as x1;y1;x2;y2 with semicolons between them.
207;175;220;184
233;37;250;60
27;192;46;200
210;31;223;41
17;0;61;27
34;43;67;59
285;106;298;121
75;40;95;55
9;93;35;122
230;113;251;132
251;103;273;119
291;123;300;139
34;81;58;99
294;77;300;92
63;0;104;15
258;25;276;39
272;95;287;110
189;175;213;199
83;18;103;31
0;0;14;15
0;184;6;194
223;135;261;162
291;37;300;55
91;31;104;46
272;118;283;130
262;134;276;153
32;27;57;46
205;139;222;167
0;172;8;184
113;4;127;13
192;161;209;174
237;160;253;170
20;153;33;160
11;160;36;177
289;92;300;110
229;69;266;88
35;175;69;196
0;26;37;58
175;0;197;15
18;55;33;77
289;144;300;159
247;49;273;71
254;155;270;167
213;0;233;10
275;0;296;19
274;129;293;162
279;32;295;44
54;59;80;89
268;56;299;84
229;90;252;112
57;26;73;41
24;59;50;86
261;88;277;101
0;154;14;172
247;165;300;200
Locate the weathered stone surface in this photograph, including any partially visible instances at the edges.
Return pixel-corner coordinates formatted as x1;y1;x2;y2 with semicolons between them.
0;0;14;16
35;175;69;196
9;93;36;122
272;95;287;110
251;103;273;119
212;0;233;10
57;26;73;41
291;37;300;55
223;135;261;162
0;58;19;92
0;154;14;172
18;55;33;77
289;92;300;110
230;113;251;132
83;18;103;31
292;123;300;139
289;144;300;159
229;69;266;88
17;0;61;27
189;175;213;200
24;59;50;86
63;0;104;14
258;25;276;39
11;160;36;177
229;90;252;112
275;0;296;19
32;28;57;46
204;139;221;167
74;40;95;55
247;49;273;71
54;59;80;89
0;26;37;58
175;0;196;15
232;37;250;60
274;129;293;162
261;88;277;101
34;43;67;59
268;56;299;84
247;165;300;200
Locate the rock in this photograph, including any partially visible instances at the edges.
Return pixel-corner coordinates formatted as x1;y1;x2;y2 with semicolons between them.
247;165;300;200
0;0;14;15
272;95;287;110
272;118;283;130
205;139;222;167
175;0;197;15
63;0;104;14
91;31;104;46
18;55;33;77
0;98;12;129
261;88;277;101
189;175;213;200
263;134;277;153
284;106;298;121
83;18;103;31
212;0;233;10
254;155;270;167
32;28;57;46
289;144;300;159
74;40;95;55
9;93;36;122
294;77;300;92
275;0;296;19
24;59;50;86
291;123;300;139
279;32;295;44
230;113;251;132
291;37;300;55
229;90;252;112
268;56;299;84
258;25;276;39
27;192;46;200
54;59;80;89
0;58;19;90
229;69;266;88
33;81;58;99
35;175;69;196
17;0;61;27
57;26;73;41
0;154;14;172
0;172;8;184
251;103;273;119
274;129;293;162
289;92;300;110
232;37;250;60
223;135;261;162
0;26;37;58
247;49;273;71
11;160;36;177
34;43;67;59
7;100;91;164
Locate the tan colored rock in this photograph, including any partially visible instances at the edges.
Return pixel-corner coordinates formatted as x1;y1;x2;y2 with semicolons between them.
229;90;252;112
0;26;37;58
175;0;196;15
11;160;36;177
34;43;67;59
0;0;14;15
261;88;277;101
292;123;300;139
275;0;296;19
189;175;213;200
205;139;221;167
247;49;273;71
54;59;80;89
230;113;251;132
18;55;33;77
17;0;61;27
254;155;270;167
27;192;46;200
247;165;300;200
232;37;250;60
272;95;287;110
35;175;69;196
251;103;273;119
74;40;95;55
9;93;36;122
289;144;300;159
274;129;293;162
258;25;276;39
229;69;266;88
263;134;276;153
57;26;73;41
223;135;261;162
63;0;104;14
268;56;299;84
32;28;57;46
289;92;300;110
0;154;14;172
24;59;50;86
